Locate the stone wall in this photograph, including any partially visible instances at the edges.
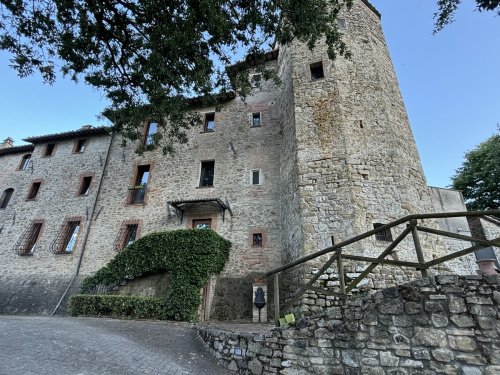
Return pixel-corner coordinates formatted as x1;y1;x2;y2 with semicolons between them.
198;275;500;374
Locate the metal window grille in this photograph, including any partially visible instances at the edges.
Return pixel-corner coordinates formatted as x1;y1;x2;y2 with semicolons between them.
14;222;43;256
51;221;80;254
374;223;393;242
114;222;139;251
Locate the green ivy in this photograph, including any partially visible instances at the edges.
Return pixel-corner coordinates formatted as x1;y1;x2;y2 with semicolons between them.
77;229;231;321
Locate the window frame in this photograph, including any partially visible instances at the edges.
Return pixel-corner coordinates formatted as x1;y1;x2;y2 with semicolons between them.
114;220;141;251
73;139;87;154
199;160;215;187
18;154;32;171
43;143;56;157
0;188;14;209
309;61;325;81
129;164;151;204
144;121;158;146
203;112;215;132
251;112;262;127
252;233;263;246
26;181;42;201
78;174;93;196
51;218;83;254
14;220;44;256
251;169;262;186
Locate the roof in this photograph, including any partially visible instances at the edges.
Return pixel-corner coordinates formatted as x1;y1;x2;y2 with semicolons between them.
0;144;34;156
228;49;279;73
22;126;111;144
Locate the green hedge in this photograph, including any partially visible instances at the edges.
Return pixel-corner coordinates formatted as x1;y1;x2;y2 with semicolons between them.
79;229;231;321
69;295;169;320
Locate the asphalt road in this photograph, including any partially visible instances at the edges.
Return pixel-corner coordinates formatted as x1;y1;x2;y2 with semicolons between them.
0;316;231;375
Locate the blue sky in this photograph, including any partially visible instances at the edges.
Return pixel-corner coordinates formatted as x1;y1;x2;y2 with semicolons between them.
0;0;498;188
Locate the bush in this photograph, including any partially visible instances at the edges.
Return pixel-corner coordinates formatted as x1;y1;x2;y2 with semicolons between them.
79;229;231;321
69;295;170;320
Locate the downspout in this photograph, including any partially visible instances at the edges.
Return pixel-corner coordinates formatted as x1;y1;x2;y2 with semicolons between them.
51;131;116;316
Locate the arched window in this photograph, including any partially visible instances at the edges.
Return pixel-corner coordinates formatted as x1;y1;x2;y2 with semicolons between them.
0;188;14;209
18;154;31;170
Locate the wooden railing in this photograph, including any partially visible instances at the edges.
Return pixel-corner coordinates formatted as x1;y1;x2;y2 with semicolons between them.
265;210;500;323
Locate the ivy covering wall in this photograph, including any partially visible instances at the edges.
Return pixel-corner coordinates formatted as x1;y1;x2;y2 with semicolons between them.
70;229;231;321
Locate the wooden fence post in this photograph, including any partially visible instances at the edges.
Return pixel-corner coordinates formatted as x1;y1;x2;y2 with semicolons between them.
274;273;280;324
411;220;428;277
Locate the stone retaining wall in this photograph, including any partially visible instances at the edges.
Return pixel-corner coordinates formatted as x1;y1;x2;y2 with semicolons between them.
198;275;500;374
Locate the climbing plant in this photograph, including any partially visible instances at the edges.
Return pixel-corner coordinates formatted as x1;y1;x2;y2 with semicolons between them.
77;229;231;321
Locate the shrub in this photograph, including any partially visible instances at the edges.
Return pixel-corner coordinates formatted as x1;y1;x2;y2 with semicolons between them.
79;229;231;321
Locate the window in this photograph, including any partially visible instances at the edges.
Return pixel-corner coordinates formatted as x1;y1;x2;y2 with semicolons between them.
0;188;13;209
336;18;347;29
74;139;87;153
252;113;261;127
14;221;43;256
253;233;263;246
193;219;212;229
27;182;41;200
373;223;393;242
251;74;261;88
114;220;140;251
204;113;215;132
130;165;150;204
144;122;158;145
251;169;261;185
200;161;215;187
310;61;324;81
78;176;92;196
44;143;55;157
51;220;81;254
18;154;31;170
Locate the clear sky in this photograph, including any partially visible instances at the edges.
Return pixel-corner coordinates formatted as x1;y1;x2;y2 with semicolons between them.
0;1;498;188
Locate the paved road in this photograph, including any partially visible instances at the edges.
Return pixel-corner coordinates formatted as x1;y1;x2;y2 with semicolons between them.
0;316;232;375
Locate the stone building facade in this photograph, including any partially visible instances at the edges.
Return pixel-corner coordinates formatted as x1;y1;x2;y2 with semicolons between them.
0;0;481;319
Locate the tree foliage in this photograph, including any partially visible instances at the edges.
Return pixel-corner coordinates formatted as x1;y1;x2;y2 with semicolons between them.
0;0;353;153
451;132;500;211
434;0;500;32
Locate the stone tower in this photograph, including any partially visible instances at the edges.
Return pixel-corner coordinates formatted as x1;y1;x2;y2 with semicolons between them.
278;0;442;294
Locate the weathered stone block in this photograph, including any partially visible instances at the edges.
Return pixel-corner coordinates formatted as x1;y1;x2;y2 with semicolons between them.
450;314;475;328
379;351;399;367
412;327;447;347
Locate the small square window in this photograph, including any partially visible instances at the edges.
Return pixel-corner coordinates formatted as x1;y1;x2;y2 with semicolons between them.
310;62;324;81
251;169;261;185
251;74;261;88
200;161;215;187
144;122;157;145
253;233;263;246
79;176;92;196
252;113;261;127
44;143;55;157
204;113;215;132
75;139;87;153
336;18;347;29
27;182;41;200
373;223;393;242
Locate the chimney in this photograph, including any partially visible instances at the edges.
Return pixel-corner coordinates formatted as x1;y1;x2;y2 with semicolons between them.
81;125;93;130
0;137;14;149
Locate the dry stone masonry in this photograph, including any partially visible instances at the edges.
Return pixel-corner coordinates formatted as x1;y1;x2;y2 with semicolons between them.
198;275;500;374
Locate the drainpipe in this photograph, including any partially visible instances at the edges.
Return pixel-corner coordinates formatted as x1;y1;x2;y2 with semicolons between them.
51;131;116;316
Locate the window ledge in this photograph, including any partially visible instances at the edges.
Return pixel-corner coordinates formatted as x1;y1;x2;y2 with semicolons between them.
197;186;214;189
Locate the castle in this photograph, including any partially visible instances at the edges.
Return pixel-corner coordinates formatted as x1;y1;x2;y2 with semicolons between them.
0;0;497;320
